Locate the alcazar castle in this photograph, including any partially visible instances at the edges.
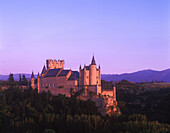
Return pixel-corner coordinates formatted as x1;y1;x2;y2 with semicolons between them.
31;56;120;116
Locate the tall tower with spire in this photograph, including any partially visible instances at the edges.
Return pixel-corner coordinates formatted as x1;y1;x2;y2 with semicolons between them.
79;56;101;94
89;56;97;85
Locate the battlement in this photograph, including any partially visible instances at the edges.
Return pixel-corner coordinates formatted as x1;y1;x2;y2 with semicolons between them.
46;59;64;69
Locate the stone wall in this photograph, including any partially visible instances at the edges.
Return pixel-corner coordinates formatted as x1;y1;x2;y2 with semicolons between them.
102;90;113;97
39;76;78;97
46;59;64;69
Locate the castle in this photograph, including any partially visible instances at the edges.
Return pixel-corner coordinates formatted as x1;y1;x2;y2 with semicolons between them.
31;56;102;96
31;56;120;116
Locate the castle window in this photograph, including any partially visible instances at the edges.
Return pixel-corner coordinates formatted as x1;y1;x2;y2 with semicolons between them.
87;76;88;79
54;84;55;87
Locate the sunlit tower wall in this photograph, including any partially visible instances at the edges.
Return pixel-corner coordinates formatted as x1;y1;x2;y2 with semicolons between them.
89;56;97;85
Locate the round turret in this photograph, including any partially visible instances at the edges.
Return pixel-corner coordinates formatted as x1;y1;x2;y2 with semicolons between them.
89;56;97;85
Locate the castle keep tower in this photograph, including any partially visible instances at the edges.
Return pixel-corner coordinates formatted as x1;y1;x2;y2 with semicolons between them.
79;56;101;94
89;56;97;85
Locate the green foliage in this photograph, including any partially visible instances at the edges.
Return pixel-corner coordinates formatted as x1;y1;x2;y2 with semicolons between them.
101;80;113;90
8;73;15;86
0;85;170;133
8;73;14;82
116;81;170;124
21;74;28;85
43;129;56;133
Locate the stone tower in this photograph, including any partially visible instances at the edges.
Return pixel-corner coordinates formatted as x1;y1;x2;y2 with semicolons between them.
31;71;35;89
46;59;64;69
78;56;101;95
89;56;97;85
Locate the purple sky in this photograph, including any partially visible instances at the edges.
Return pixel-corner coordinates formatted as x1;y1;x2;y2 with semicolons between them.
0;0;170;75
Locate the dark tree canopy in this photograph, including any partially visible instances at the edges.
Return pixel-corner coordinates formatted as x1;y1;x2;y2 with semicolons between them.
8;73;14;83
0;80;170;133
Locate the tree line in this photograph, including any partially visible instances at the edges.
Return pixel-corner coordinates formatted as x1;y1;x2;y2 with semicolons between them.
0;86;169;133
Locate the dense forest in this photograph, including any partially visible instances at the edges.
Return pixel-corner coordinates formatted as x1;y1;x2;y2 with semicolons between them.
0;75;170;133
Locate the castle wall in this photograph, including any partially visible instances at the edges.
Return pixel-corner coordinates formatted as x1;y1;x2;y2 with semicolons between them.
96;70;101;86
97;85;101;95
102;90;113;97
84;70;89;85
40;87;71;97
39;76;78;97
67;80;78;87
80;72;84;85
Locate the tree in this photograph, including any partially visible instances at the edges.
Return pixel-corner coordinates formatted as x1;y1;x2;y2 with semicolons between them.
22;75;27;85
8;73;14;84
19;74;22;85
43;129;55;133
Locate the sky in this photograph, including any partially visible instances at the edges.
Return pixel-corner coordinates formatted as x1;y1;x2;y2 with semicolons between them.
0;0;170;74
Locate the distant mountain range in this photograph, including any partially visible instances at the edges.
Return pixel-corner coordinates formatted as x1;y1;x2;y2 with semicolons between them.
101;69;170;82
0;69;170;82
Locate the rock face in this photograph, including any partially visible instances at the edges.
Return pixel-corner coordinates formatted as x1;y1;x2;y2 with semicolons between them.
76;87;121;116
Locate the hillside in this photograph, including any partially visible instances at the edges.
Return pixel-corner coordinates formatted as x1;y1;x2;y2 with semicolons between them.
101;69;170;82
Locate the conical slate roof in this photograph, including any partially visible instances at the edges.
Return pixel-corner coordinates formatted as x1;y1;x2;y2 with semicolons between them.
91;56;96;65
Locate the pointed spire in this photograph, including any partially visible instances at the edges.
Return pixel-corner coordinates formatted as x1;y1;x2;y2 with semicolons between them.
38;72;40;77
91;55;96;65
31;71;34;78
99;65;101;69
41;65;47;75
79;65;81;69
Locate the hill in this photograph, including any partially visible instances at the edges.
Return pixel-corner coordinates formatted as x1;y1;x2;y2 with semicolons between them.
101;69;170;82
1;68;170;82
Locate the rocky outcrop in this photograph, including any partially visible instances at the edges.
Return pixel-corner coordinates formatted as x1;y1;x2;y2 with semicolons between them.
76;88;121;116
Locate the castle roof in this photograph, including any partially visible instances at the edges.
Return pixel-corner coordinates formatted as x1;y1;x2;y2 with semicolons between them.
91;56;96;65
68;71;79;80
58;70;70;76
43;68;79;80
44;69;61;77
